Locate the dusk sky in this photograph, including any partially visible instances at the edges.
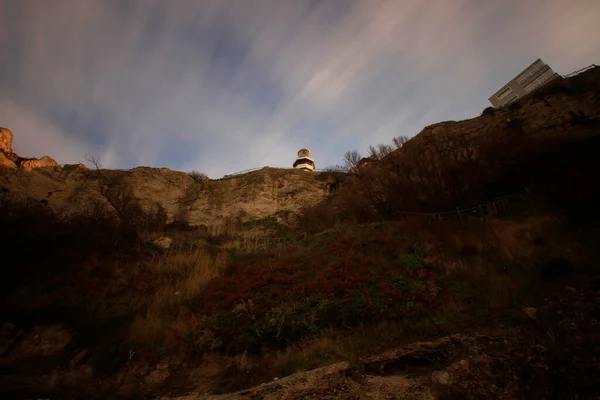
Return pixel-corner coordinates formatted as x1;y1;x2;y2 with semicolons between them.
1;1;599;178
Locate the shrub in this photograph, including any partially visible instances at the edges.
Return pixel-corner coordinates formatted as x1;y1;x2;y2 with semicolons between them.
481;106;495;116
188;170;208;183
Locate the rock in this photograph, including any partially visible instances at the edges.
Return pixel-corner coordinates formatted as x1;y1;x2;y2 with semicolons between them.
19;156;59;171
63;163;88;172
153;237;173;249
566;286;577;293
431;370;452;393
522;307;537;320
431;370;450;384
363;336;459;375
0;127;13;153
0;151;17;170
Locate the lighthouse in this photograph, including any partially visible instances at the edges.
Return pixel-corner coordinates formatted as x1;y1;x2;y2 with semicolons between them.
293;148;315;171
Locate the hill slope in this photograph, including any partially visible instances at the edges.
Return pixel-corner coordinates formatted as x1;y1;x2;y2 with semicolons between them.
1;67;600;399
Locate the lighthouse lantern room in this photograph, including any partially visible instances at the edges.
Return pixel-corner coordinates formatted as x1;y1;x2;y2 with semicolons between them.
293;149;315;171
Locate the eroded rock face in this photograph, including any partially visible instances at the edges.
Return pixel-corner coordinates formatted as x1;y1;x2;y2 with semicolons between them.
0;127;13;153
0;152;17;170
0;163;339;229
19;156;59;171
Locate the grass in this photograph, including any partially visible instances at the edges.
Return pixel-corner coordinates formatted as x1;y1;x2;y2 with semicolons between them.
126;247;226;349
177;215;552;356
1;197;583;394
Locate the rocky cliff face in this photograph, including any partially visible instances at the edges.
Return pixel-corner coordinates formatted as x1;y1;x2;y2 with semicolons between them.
0;128;13;153
0;132;339;229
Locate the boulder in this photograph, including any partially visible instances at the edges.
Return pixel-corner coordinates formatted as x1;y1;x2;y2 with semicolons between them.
0;127;13;153
63;163;88;172
19;156;59;171
153;237;173;249
0;151;17;170
431;370;451;388
522;307;537;320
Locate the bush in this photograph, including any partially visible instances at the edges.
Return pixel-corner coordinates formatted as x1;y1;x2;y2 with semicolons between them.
188;170;208;183
481;106;495;116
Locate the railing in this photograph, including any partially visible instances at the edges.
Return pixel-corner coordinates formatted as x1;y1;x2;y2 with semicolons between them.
392;190;530;222
240;232;308;252
562;64;598;79
234;190;531;254
217;166;335;179
219;167;264;179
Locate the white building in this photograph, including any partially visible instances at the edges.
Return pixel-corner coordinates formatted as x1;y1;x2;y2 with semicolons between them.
293;149;315;171
489;58;561;107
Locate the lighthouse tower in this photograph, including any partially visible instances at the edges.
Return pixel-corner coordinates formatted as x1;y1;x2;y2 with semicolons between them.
293;148;315;171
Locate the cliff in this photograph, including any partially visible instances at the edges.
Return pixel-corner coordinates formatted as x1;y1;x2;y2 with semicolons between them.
0;133;340;230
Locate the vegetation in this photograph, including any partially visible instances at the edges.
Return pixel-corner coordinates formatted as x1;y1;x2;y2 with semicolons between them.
1;185;598;398
188;170;208;182
328;135;409;172
1;70;600;397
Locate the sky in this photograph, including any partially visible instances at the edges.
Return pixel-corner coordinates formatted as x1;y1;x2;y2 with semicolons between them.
1;1;599;178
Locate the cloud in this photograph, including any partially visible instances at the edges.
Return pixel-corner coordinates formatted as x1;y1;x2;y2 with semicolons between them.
0;99;103;165
1;0;599;177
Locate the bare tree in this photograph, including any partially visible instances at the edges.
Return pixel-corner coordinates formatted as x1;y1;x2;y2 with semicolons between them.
342;150;362;171
85;154;102;170
368;144;394;160
188;170;208;183
392;135;409;149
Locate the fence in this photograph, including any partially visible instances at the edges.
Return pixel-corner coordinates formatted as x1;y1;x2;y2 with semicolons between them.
240;232;308;252
218;166;335;179
562;64;598;79
392;190;530;222
232;190;531;253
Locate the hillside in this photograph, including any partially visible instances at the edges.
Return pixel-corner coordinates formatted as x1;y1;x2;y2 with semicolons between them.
1;67;600;399
325;66;600;222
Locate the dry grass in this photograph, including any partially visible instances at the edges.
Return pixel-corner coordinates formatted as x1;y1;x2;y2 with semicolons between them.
128;248;226;348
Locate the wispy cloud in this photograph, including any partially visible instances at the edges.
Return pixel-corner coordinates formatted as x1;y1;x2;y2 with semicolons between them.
1;0;598;177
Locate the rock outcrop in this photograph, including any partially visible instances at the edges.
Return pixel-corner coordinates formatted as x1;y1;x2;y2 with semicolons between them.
0;152;17;170
0;128;60;172
18;155;59;171
0;127;13;153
